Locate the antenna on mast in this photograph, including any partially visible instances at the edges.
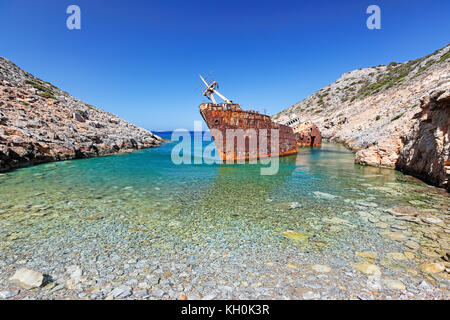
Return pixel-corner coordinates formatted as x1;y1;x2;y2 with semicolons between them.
199;74;232;104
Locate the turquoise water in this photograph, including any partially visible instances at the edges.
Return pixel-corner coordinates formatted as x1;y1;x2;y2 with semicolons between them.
0;134;449;298
0;136;447;250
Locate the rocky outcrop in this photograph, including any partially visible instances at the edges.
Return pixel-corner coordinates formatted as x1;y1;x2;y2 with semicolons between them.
0;57;164;171
395;85;450;188
355;136;403;168
274;44;450;190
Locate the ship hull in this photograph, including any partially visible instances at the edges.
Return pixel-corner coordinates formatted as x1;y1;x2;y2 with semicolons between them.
294;122;322;147
200;103;298;162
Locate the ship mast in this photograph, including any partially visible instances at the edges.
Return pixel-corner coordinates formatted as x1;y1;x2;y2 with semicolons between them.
199;74;232;104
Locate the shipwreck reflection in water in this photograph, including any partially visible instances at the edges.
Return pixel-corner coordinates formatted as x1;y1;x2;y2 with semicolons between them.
198;155;297;213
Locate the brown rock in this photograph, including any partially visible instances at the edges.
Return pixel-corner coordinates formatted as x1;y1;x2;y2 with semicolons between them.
385;206;420;216
355;251;377;259
380;230;409;241
419;263;445;274
354;262;381;275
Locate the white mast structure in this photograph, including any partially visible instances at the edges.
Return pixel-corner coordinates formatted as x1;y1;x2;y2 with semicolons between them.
199;74;232;105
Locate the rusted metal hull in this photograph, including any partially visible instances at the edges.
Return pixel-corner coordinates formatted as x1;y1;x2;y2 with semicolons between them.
293;122;322;147
200;103;298;162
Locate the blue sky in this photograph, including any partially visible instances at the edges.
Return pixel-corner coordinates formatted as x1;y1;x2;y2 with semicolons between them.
0;0;449;130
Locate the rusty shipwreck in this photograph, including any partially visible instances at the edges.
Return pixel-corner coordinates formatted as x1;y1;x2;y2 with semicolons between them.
198;75;322;162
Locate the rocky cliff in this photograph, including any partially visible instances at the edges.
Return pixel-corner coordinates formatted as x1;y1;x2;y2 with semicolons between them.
274;44;450;190
0;57;164;171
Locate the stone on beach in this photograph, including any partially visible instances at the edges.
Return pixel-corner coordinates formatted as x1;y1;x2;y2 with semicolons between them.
391;224;408;230
380;231;409;241
383;279;406;290
356;201;378;208
289;202;301;209
313;191;339;200
385;206;420;216
9;268;44;289
303;291;320;299
311;265;332;273
134;290;149;298
109;285;132;298
419;263;445;274
329;225;342;232
375;222;388;229
356;252;377;259
421;216;444;224
286;262;298;269
405;241;420;250
322;216;354;227
67;265;83;282
282;230;309;241
386;252;407;261
394;215;422;224
0;290;19;299
408;200;426;206
420;248;442;258
355;262;381;275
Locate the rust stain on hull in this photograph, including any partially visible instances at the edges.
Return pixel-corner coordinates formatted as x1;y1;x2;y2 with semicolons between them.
293;121;322;147
200;103;321;162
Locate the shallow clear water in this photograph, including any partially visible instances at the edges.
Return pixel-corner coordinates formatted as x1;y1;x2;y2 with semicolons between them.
0;135;448;299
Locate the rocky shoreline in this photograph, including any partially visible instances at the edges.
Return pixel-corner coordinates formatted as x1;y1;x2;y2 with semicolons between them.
0;57;164;172
274;44;450;191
